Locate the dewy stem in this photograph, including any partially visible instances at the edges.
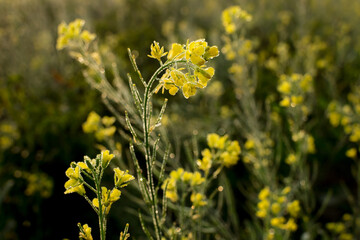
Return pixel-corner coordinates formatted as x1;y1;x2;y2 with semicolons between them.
142;59;186;240
95;174;106;240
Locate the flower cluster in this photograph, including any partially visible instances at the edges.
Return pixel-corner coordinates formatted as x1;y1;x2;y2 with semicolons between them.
326;214;356;240
56;19;96;50
162;168;206;208
64;150;134;205
242;133;274;169
79;223;93;240
0;122;19;150
151;39;219;99
64;150;134;240
82;111;116;141
23;172;53;198
92;186;121;214
327;87;360;158
278;73;313;110
222;6;252;34
256;186;301;235
196;133;241;172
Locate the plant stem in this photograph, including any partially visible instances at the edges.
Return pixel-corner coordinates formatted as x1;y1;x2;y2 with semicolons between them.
95;175;106;240
141;59;186;240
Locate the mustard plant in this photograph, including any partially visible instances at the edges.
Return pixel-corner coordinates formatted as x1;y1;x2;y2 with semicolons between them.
221;5;330;239
57;19;225;239
64;150;134;240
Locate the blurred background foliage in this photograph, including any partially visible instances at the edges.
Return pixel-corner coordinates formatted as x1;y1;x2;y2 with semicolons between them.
1;0;360;239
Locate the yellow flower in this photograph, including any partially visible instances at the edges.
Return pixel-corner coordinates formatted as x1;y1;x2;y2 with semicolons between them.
79;224;93;240
285;153;297;165
101;116;116;126
148;41;167;61
258;199;270;210
271;203;281;214
82;111;101;133
190;192;207;207
167;43;185;60
166;189;178;202
259;187;270;200
64;166;86;195
196;157;212;174
278;81;291;94
287;200;301;218
170;168;184;180
281;186;291;195
339;233;353;240
222;6;252;34
343;213;353;221
256;209;267;218
101;150;114;168
207;133;228;149
307;135;316;154
170;69;186;87
277;196;287;203
227;140;241;155
204;46;219;61
280;97;290;107
190;172;205;186
114;168;135;188
182;82;197;99
270;217;285;228
291;95;304;105
328;112;341;127
220;152;239;167
93;187;121;214
186;39;207;66
80;30;96;43
182;171;193;183
282;218;297;231
95;126;116;141
346;148;357;158
195;67;215;87
245;139;255;149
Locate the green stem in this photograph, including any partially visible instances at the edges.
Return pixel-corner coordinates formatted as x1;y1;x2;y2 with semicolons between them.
95;175;106;240
142;59;186;240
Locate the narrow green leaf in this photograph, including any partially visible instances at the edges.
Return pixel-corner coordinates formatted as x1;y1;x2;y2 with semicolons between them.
128;74;143;116
127;48;147;87
139;210;154;240
125;111;140;144
150;99;167;133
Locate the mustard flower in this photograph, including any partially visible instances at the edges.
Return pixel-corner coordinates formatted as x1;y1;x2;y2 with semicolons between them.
258;187;270;200
285;153;297;165
82;111;101;133
282;218;297;231
270;217;286;228
170;168;184;180
222;6;252;34
114;168;135;188
287;200;301;218
64;166;85;195
339;233;353;240
79;224;93;240
271;203;281;214
167;43;185;60
101;150;114;168
148;41;167;61
220;151;239;167
93;187;121;214
190;192;207;207
190;172;205;186
101;116;116;126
